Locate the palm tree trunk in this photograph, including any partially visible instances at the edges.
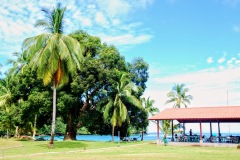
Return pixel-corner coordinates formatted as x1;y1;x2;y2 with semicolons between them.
112;126;115;142
50;83;57;145
32;114;37;140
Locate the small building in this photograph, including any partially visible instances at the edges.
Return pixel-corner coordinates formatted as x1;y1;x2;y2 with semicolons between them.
148;106;240;144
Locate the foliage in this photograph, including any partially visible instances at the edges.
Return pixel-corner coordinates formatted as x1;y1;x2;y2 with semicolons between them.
165;83;193;108
127;58;149;97
99;72;142;141
22;3;83;145
0;11;150;140
39;117;66;135
7;51;28;75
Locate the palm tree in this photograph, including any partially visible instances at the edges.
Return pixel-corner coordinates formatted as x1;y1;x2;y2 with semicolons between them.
22;4;83;146
142;97;159;116
7;51;28;75
101;73;142;142
165;83;193;137
165;84;193;108
0;76;14;135
141;97;159;140
0;77;12;108
160;120;178;140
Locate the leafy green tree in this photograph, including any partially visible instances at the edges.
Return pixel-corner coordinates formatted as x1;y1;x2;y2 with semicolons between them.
165;84;193;108
100;73;142;142
57;31;128;140
128;58;149;97
22;4;83;145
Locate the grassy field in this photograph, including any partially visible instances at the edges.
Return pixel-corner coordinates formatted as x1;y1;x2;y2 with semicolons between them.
0;139;239;160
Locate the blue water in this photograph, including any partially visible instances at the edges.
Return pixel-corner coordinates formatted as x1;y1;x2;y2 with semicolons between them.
35;132;239;142
36;133;159;142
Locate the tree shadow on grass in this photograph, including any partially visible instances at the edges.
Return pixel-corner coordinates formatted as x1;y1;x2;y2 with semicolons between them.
37;141;88;149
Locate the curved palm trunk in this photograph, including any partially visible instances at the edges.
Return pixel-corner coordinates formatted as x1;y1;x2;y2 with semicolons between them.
50;84;57;145
112;126;115;142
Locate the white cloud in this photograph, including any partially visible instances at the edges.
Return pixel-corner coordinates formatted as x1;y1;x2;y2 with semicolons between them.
78;16;92;27
95;12;109;26
0;0;154;63
145;66;240;111
217;52;227;63
235;60;240;64
218;57;225;63
100;34;152;46
227;57;236;64
207;57;213;63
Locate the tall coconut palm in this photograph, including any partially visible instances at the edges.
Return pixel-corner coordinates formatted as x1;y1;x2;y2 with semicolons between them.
165;83;193;137
101;73;142;142
141;97;159;141
165;84;193;108
22;4;83;146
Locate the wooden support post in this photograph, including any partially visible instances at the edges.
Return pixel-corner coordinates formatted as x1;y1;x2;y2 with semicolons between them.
218;122;221;143
171;120;174;142
183;122;185;135
199;121;203;144
157;120;160;144
210;122;212;137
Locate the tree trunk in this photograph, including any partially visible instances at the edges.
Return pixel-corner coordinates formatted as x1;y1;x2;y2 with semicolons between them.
141;127;144;141
15;126;19;138
112;126;115;142
64;111;77;140
50;84;57;146
32;114;37;140
9;118;12;136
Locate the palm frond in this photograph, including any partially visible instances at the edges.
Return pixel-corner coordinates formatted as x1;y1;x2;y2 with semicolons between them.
103;100;113;121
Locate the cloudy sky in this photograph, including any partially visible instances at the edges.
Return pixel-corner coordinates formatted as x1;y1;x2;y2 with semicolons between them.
1;0;240;133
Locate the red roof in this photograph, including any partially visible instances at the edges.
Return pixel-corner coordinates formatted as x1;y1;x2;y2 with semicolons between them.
148;106;240;123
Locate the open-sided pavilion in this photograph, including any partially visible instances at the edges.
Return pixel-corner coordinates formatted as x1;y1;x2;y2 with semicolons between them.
148;106;240;144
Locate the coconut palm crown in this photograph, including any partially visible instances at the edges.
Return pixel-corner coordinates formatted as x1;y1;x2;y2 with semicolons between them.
165;84;193;108
23;4;83;87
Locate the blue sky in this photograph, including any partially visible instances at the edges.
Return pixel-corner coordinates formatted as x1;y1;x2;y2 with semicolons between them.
1;0;240;133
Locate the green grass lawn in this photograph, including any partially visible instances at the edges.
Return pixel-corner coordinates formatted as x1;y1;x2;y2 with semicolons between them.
0;139;239;160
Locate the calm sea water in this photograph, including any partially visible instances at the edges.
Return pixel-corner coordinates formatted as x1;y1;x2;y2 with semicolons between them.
35;132;239;142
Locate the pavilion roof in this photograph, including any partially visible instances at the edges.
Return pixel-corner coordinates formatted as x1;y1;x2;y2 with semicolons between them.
148;106;240;123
